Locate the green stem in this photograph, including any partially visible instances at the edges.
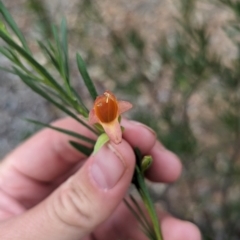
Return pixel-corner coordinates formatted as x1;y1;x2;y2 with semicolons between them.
135;165;163;240
131;147;163;240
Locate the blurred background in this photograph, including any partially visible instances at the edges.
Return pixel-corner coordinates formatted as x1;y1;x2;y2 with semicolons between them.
0;0;240;239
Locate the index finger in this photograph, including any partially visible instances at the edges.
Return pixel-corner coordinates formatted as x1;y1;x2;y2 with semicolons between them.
0;117;96;182
122;120;182;183
0;117;181;207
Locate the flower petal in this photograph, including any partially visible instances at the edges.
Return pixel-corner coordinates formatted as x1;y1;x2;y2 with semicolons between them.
118;101;133;114
89;109;99;125
101;118;122;144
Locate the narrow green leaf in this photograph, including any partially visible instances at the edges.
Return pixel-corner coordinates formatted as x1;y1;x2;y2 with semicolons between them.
4;47;20;64
124;198;154;239
52;25;63;73
69;141;93;156
76;53;98;100
52;24;71;95
38;41;88;116
26;119;96;144
0;47;24;68
134;147;163;240
27;0;52;38
129;195;153;232
61;18;69;81
0;26;89;118
52;26;64;77
46;40;56;55
0;1;31;54
0;29;66;96
0;46;14;61
93;123;105;133
0;30;87;115
71;88;89;114
123;198;143;224
0;47;45;83
0;20;8;35
13;68;97;134
12;65;49;84
1;47;31;74
93;133;109;154
38;41;60;71
40;84;75;107
0;65;15;74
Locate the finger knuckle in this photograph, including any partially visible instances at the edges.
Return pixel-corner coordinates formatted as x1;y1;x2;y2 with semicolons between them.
53;178;93;229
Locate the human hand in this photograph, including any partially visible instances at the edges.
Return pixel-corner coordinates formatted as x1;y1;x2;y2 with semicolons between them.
0;117;201;240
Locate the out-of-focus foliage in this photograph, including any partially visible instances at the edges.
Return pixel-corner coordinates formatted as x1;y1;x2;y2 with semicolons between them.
2;0;240;239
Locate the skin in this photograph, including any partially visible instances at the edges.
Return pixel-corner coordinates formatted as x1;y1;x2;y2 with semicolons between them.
0;117;201;240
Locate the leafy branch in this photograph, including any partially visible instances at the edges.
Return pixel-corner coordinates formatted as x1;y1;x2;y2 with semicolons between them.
0;1;163;239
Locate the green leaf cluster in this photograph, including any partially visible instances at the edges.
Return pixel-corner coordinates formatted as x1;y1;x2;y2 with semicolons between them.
0;0;99;154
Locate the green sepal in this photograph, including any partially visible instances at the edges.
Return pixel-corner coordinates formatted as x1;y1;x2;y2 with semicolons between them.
93;133;109;155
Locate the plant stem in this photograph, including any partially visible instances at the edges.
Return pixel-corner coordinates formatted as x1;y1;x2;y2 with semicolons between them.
133;148;163;240
136;165;163;240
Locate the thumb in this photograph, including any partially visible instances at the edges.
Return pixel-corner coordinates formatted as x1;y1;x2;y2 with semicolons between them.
3;140;135;240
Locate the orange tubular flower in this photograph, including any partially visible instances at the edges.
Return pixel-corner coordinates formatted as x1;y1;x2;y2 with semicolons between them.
89;91;132;144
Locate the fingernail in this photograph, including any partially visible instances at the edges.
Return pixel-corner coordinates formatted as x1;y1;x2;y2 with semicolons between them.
91;144;125;190
129;120;156;137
